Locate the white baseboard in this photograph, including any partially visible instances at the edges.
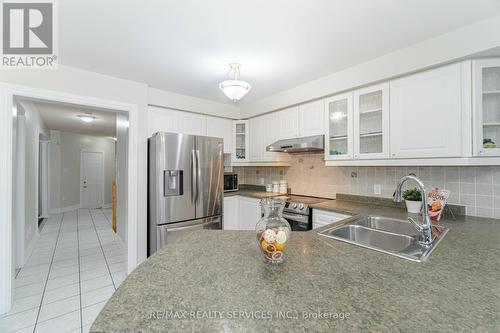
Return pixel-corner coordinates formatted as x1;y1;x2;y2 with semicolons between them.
49;204;80;214
115;233;127;261
21;233;39;268
102;203;112;209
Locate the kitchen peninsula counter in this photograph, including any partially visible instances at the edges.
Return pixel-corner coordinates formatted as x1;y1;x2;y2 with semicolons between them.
90;202;500;332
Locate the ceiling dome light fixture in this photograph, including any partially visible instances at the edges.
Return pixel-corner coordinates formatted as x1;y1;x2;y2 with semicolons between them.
78;112;96;123
219;63;251;102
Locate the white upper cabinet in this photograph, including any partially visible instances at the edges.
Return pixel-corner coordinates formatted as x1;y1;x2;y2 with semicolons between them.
232;120;249;162
278;106;300;140
353;83;390;159
148;106;180;136
206;116;232;154
324;92;354;160
473;58;500;157
277;102;323;141
262;112;279;161
298;100;325;137
390;62;469;159
249;112;288;162
249;116;263;161
248;114;287;162
178;112;207;136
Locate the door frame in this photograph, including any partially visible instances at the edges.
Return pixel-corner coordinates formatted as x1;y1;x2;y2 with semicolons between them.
0;83;139;314
80;150;105;209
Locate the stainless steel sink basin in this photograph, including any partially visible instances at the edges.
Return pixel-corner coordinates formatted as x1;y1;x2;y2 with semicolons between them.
318;215;448;262
353;216;421;236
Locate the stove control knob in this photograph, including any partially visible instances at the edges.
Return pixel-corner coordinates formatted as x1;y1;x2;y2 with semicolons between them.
298;203;305;210
291;203;298;209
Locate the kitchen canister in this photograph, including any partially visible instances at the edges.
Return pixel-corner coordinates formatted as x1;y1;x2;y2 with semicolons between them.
279;180;287;194
272;181;280;193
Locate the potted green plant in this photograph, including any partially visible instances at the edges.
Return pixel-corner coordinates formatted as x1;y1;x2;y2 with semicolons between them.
402;187;422;213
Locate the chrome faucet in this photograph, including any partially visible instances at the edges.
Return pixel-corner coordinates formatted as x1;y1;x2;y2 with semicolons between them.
393;175;434;246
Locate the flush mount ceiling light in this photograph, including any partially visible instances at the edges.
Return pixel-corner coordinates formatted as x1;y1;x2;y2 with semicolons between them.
78;112;96;123
219;63;251;102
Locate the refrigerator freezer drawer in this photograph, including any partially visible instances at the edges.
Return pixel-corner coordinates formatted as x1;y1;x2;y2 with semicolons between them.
150;216;222;256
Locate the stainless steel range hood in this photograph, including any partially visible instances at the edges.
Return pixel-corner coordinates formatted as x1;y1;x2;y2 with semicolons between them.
266;135;324;153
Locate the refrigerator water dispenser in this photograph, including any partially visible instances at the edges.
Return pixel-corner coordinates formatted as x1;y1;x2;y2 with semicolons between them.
163;170;183;196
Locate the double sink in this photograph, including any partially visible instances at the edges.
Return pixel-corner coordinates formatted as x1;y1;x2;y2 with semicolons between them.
318;215;448;262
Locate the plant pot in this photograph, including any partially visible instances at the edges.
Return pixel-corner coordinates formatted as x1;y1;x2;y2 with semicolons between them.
405;200;422;214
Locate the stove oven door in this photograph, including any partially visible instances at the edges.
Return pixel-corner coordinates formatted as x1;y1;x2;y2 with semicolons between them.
282;212;310;231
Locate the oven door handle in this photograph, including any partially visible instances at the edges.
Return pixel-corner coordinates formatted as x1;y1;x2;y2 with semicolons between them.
282;212;309;223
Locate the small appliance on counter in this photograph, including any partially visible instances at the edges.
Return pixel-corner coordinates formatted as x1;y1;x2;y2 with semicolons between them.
224;173;239;192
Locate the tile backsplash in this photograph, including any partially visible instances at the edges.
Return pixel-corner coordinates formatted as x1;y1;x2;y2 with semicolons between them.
233;153;500;219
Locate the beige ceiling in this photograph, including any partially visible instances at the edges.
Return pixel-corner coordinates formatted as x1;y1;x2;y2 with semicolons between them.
34;101;117;137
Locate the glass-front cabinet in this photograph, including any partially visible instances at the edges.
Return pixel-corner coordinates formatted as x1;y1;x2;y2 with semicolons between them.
353;83;390;159
324;93;353;160
232;120;249;162
473;59;500;156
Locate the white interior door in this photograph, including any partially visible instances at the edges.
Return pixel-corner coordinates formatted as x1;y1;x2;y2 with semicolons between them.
81;151;103;208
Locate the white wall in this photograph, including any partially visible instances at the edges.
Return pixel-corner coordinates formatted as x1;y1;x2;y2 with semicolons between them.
49;131;116;211
16;101;49;261
240;13;500;117
148;87;240;119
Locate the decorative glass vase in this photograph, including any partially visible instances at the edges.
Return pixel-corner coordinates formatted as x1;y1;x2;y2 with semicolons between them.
255;198;291;264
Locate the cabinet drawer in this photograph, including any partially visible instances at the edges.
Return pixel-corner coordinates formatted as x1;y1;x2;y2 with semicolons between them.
312;210;351;229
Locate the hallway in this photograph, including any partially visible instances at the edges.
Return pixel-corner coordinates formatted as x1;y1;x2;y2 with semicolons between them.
0;209;126;333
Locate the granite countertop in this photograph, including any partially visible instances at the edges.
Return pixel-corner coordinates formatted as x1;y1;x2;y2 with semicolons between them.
91;200;500;332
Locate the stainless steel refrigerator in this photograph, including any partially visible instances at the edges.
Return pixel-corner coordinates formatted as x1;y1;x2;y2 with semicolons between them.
148;132;223;256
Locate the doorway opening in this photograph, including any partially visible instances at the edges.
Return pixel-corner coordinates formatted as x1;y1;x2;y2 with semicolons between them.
6;96;130;327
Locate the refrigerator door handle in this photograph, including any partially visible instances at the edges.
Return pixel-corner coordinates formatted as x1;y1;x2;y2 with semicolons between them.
191;149;196;203
195;149;201;203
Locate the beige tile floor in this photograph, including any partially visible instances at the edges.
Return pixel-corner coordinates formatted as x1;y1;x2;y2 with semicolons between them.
0;209;127;333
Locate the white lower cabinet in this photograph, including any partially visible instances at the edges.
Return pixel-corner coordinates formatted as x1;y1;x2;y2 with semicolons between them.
223;196;239;230
226;198;352;230
223;196;262;231
312;209;351;229
238;197;262;231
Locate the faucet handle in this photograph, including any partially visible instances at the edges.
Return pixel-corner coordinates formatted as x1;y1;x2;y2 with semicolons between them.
407;217;425;232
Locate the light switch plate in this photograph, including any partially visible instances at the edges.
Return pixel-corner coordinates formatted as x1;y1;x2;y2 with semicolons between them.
374;184;381;195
